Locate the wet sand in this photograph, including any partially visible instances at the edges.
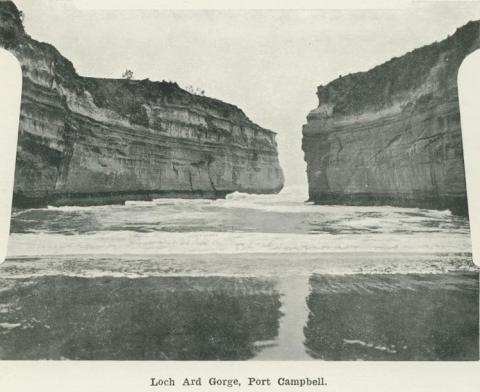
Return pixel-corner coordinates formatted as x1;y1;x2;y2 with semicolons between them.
0;255;477;360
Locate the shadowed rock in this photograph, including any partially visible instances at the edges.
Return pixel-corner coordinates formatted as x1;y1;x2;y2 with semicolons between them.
302;21;480;216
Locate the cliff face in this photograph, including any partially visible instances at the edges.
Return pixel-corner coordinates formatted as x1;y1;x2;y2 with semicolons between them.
302;21;480;215
0;2;283;207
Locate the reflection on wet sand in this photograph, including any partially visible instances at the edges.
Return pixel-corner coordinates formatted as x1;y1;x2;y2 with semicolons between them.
254;276;312;360
0;267;478;360
0;276;281;360
304;273;479;360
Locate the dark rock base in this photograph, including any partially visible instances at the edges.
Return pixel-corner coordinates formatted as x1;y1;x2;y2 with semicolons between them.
308;192;469;217
12;190;232;209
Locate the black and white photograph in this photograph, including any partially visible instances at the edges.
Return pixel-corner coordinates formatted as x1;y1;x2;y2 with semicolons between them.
0;0;479;362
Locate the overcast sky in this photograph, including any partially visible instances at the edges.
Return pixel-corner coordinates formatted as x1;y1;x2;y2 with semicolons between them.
14;0;480;186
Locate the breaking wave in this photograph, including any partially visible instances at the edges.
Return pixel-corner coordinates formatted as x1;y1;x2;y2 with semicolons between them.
7;186;472;276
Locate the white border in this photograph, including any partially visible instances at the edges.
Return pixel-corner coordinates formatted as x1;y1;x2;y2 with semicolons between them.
0;48;21;264
0;1;478;390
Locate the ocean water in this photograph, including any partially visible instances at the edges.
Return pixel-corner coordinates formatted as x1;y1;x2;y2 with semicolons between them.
1;187;478;360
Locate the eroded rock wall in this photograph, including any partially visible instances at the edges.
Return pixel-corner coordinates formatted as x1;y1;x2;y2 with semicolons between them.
302;21;480;215
0;2;283;207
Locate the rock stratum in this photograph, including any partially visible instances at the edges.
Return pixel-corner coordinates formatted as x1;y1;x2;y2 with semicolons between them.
303;21;480;216
0;2;283;207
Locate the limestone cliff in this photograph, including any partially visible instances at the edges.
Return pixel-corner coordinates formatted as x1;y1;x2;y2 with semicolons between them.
0;2;283;207
303;21;480;215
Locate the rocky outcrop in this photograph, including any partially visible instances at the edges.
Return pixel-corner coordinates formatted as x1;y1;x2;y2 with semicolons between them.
0;2;283;207
302;20;480;215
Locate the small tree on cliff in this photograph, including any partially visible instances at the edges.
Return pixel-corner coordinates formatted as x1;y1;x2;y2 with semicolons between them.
122;69;134;80
185;85;205;96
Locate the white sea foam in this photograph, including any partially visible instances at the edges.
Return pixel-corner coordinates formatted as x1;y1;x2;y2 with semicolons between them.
40;186;452;218
0;323;21;330
2;252;477;280
0;249;474;280
216;187;453;216
12;187;466;237
8;187;471;269
7;230;472;257
343;339;397;354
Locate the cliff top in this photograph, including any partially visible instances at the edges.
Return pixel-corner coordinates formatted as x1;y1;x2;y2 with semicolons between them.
0;0;276;134
315;20;480;117
0;0;25;42
84;77;272;132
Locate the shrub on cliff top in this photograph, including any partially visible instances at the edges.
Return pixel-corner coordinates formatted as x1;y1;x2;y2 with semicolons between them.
122;69;134;80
